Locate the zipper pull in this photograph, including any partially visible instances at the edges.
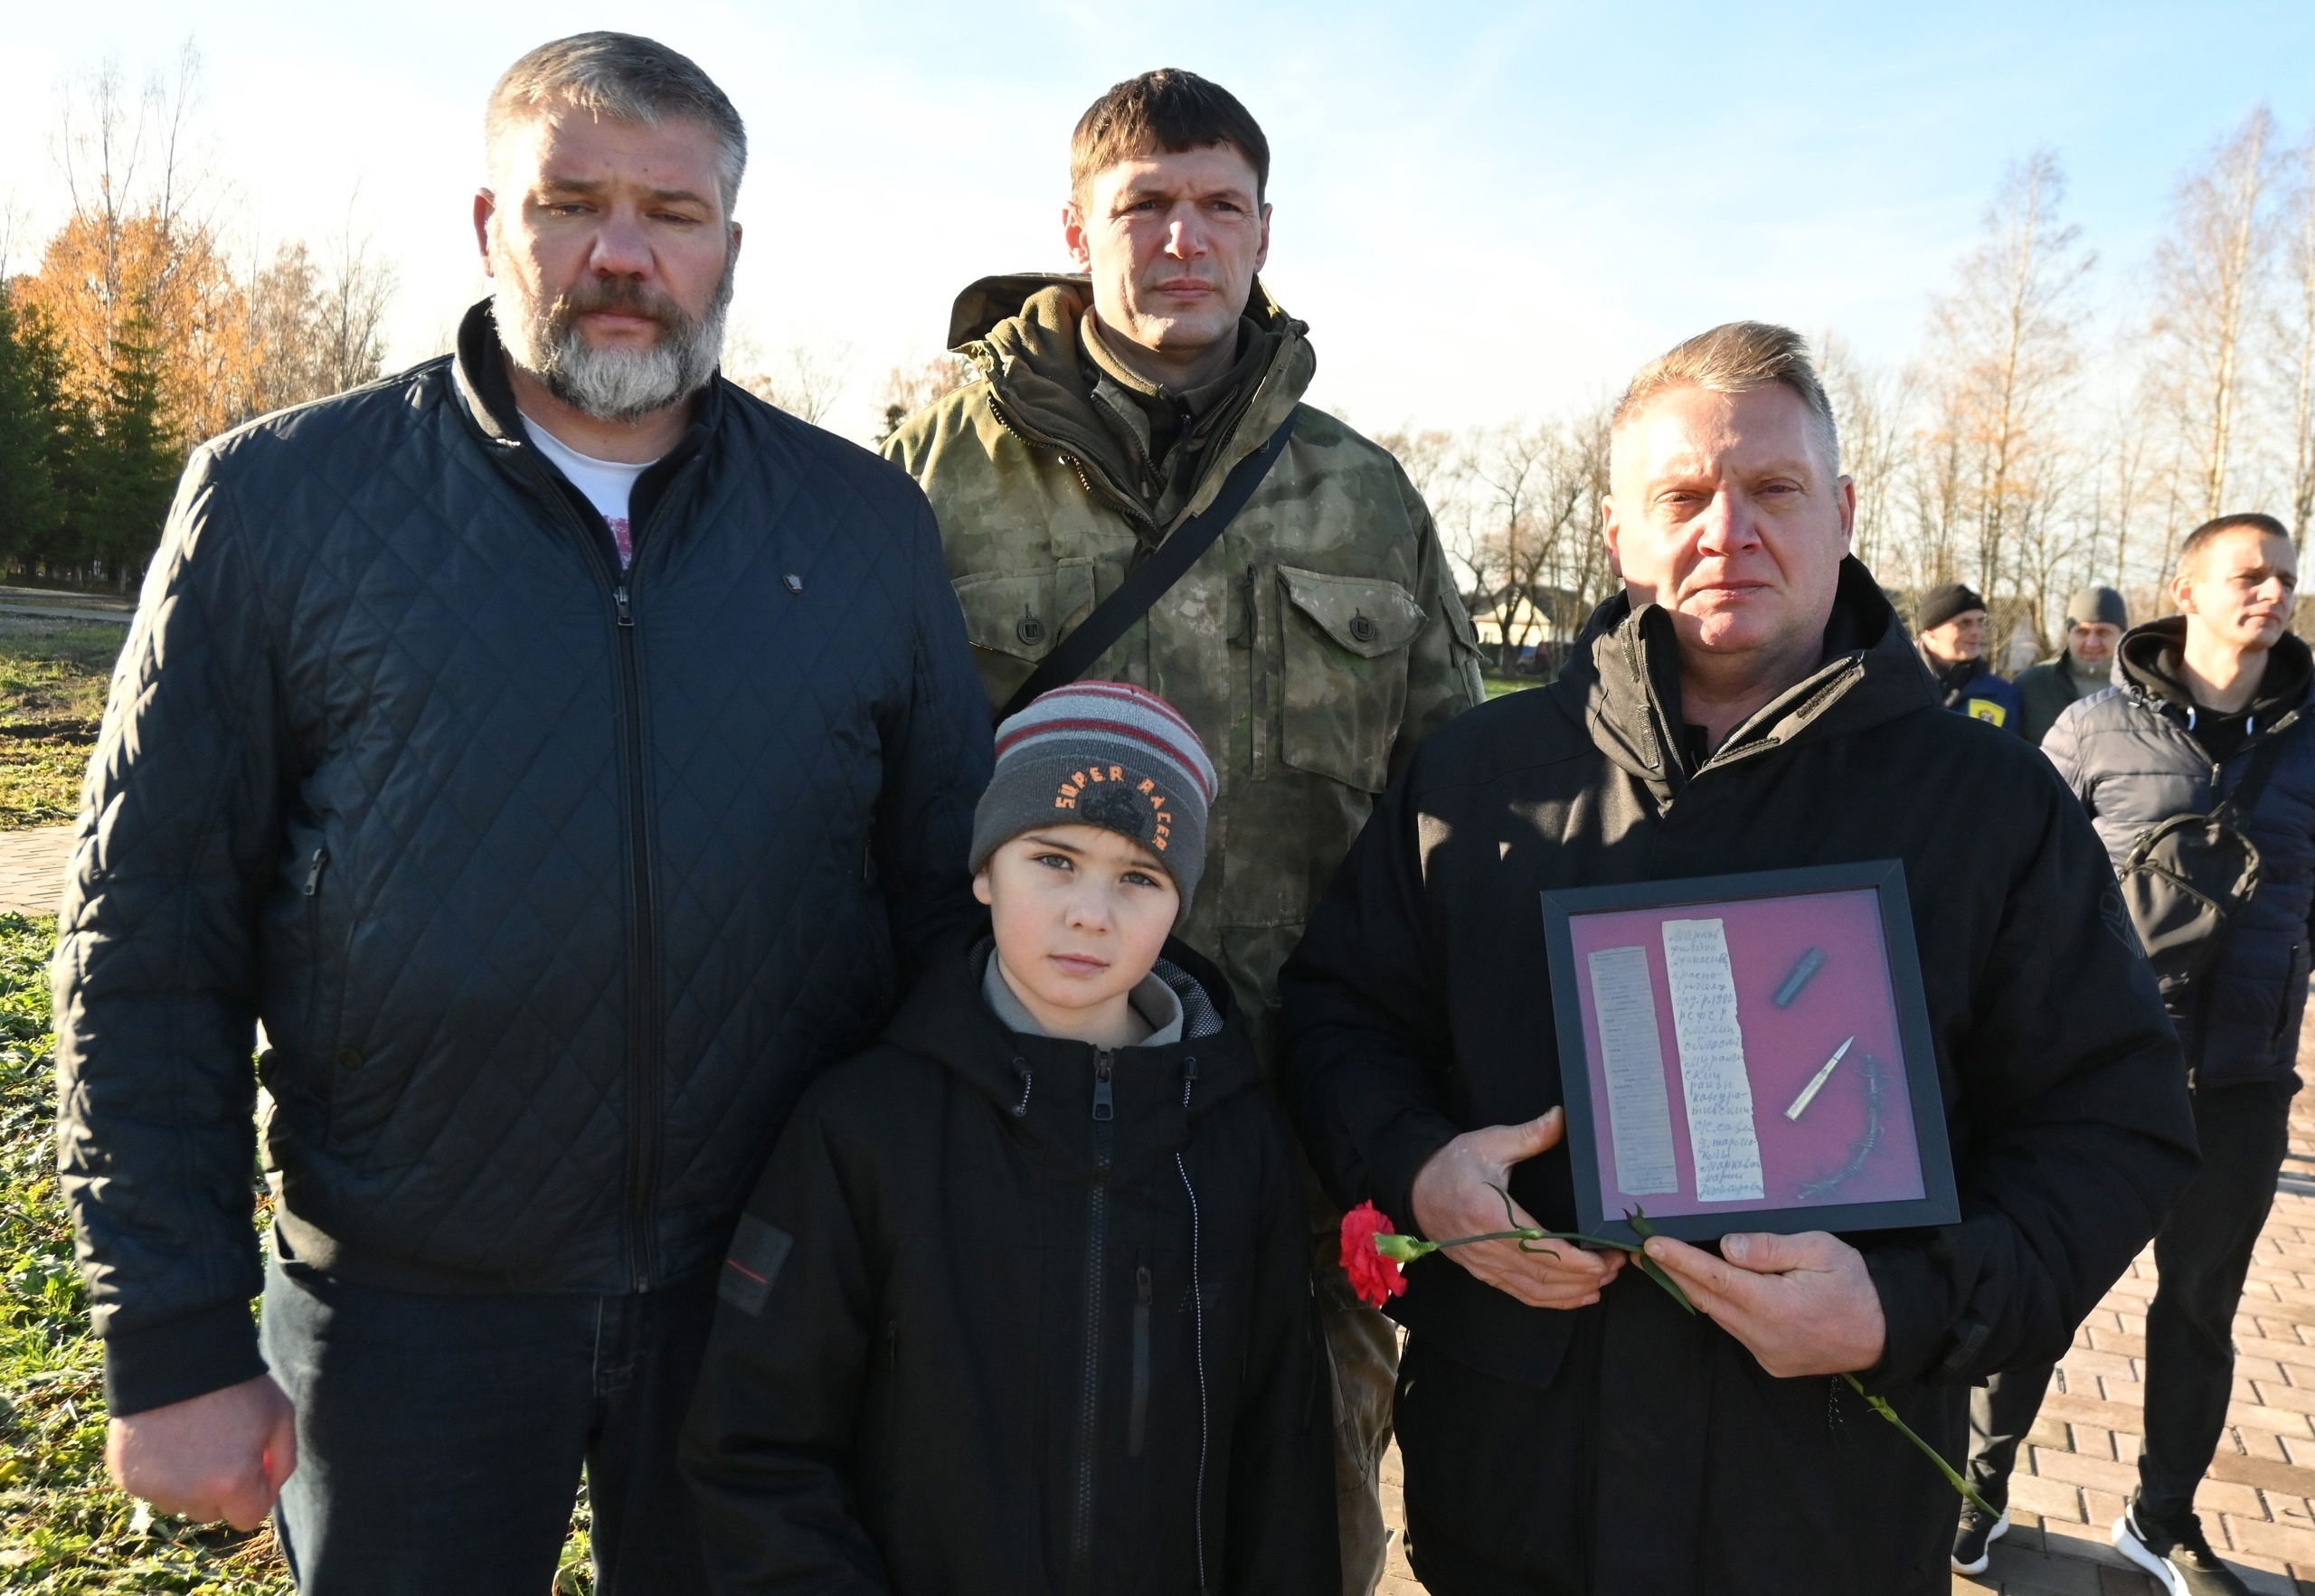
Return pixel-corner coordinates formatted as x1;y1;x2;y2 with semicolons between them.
302;848;328;896
1092;1051;1115;1122
614;586;634;628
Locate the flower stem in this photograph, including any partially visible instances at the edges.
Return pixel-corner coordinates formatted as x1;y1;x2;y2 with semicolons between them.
1842;1374;1997;1516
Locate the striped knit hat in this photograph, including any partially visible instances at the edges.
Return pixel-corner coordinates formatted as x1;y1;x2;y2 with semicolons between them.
970;682;1218;918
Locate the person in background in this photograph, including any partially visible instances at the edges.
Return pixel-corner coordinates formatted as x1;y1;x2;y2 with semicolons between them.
881;69;1486;1591
1916;581;2027;735
2004;515;2311;1595
683;683;1337;1594
2016;585;2130;745
53;33;988;1594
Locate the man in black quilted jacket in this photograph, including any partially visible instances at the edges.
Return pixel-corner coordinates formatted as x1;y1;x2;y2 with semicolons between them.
52;33;989;1596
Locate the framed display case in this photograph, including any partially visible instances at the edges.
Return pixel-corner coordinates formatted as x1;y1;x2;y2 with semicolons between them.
1541;859;1958;1245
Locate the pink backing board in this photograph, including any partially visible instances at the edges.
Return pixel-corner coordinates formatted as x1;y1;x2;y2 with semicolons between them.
1565;887;1925;1220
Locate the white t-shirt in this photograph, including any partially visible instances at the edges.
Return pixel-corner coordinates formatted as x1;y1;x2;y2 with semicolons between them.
521;417;659;569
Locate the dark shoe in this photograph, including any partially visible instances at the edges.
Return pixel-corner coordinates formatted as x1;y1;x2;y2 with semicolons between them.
1951;1502;2009;1574
2112;1502;2254;1595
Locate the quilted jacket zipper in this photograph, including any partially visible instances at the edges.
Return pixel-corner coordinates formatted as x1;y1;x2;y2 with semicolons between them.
508;440;701;1291
1068;1048;1117;1591
300;847;328;1058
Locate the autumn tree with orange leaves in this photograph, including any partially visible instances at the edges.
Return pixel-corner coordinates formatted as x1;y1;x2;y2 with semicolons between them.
0;48;394;585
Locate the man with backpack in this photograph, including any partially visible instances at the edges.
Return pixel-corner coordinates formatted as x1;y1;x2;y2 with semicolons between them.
1959;513;2311;1593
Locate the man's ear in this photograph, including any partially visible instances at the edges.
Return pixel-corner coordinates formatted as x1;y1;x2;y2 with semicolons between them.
473;191;497;272
1063;201;1093;273
972;869;994;907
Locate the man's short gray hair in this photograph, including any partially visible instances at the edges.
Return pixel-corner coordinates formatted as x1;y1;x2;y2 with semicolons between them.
1611;321;1841;477
487;32;747;212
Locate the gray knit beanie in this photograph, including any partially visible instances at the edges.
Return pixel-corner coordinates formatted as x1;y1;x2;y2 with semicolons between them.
2065;585;2130;629
970;682;1218;918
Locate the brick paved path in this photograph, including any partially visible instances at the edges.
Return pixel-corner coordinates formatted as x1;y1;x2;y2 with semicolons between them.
1375;1001;2315;1595
0;825;72;917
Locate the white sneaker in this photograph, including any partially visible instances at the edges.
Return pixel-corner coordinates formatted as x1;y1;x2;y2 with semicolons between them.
1951;1504;2009;1574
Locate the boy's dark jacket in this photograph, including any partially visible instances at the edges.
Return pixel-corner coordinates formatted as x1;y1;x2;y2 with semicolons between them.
1280;560;2196;1593
681;934;1337;1595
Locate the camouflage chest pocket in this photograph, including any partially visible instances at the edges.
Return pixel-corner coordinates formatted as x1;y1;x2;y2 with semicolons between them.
951;563;1101;711
1276;566;1425;791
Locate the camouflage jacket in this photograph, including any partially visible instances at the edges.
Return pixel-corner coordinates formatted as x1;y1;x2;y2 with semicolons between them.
883;274;1485;1043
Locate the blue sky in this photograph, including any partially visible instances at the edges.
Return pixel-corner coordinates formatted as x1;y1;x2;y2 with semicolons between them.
4;0;2312;439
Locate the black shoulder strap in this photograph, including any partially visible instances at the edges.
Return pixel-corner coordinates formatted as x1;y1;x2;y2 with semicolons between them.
997;412;1299;722
2218;716;2298;820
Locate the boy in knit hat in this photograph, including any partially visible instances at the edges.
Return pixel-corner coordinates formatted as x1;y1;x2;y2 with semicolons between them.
682;683;1337;1594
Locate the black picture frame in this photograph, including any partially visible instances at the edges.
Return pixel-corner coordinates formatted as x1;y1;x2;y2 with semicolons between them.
1541;859;1958;1246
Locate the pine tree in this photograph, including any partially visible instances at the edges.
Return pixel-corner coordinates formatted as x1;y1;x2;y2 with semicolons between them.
0;288;64;570
84;307;182;586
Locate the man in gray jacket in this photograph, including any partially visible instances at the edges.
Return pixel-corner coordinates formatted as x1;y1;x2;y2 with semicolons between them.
55;33;987;1595
1958;514;2310;1594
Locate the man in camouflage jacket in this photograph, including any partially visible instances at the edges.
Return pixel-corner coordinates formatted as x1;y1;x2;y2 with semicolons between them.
883;70;1484;1593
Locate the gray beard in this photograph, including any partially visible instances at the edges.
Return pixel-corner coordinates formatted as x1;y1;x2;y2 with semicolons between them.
495;260;733;424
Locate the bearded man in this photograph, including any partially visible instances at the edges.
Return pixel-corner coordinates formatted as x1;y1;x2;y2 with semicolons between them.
53;33;988;1596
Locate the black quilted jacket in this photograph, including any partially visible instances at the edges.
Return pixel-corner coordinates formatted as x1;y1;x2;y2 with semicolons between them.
52;304;993;1415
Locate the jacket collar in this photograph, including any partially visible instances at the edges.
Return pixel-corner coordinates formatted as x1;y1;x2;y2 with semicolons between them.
2117;615;2315;726
449;297;723;465
879;930;1259;1182
945;273;1313;534
1551;557;1938;804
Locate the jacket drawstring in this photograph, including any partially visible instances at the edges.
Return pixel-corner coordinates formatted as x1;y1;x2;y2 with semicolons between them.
1176;1054;1210;1596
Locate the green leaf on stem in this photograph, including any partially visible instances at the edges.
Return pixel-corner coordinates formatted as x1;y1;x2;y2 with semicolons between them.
1622;1208;1698;1315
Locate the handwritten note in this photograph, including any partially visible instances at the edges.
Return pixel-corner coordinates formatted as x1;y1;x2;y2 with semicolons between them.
1659;918;1765;1203
1586;947;1679;1195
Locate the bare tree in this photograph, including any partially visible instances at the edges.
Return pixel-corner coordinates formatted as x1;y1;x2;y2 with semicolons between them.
1817;331;1913;574
1918;149;2094;613
2280;125;2315;558
872;352;975;444
2150;106;2281;519
728;330;855;427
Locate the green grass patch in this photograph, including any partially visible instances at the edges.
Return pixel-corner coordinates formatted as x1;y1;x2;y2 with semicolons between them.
0;912;290;1591
0;625;127;831
1482;670;1543;699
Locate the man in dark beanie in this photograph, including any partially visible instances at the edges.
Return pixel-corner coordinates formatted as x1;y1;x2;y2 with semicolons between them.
1916;581;2026;734
2016;585;2131;745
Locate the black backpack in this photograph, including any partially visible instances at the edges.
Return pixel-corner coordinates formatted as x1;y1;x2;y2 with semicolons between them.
2117;723;2292;1011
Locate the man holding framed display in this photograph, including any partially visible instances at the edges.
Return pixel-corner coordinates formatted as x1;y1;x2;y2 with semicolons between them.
1280;321;2197;1594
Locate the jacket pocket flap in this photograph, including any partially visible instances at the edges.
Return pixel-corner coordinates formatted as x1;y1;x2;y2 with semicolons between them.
953;562;1099;665
1278;567;1424;658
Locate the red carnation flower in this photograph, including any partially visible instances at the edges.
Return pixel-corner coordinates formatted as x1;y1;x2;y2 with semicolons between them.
1339;1200;1409;1309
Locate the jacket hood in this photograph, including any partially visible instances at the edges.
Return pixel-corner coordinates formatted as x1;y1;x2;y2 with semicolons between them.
2117;615;2315;725
942;273;1313;530
1551;556;1940;801
878;930;1261;1182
